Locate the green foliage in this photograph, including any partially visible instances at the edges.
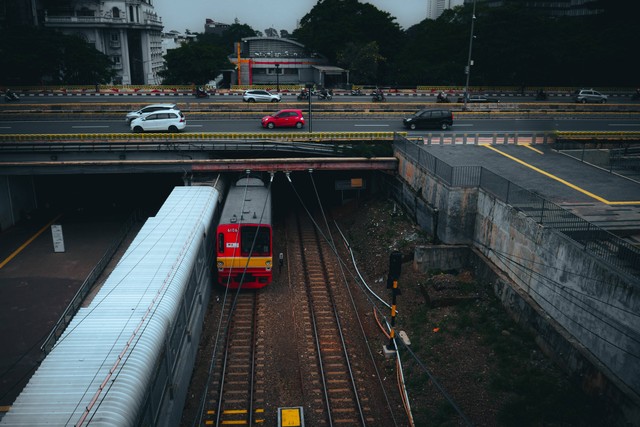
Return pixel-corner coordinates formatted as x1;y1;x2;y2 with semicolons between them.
158;39;231;85
0;26;115;85
159;23;253;85
336;42;385;83
292;0;403;84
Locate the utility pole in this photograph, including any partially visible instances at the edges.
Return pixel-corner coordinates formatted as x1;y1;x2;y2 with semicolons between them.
463;0;477;112
384;251;402;357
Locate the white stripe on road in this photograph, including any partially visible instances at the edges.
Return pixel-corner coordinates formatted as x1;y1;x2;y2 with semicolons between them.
72;126;110;129
354;124;389;127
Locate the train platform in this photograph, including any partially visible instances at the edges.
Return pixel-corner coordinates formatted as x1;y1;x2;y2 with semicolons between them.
0;209;129;413
420;143;640;238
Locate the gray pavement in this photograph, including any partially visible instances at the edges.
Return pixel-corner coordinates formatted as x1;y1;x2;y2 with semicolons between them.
420;143;640;237
0;210;128;411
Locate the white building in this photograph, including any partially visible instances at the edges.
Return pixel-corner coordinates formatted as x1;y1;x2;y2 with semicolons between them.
42;0;164;85
427;0;465;19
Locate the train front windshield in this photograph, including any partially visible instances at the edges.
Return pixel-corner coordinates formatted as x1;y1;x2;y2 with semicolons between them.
240;226;270;256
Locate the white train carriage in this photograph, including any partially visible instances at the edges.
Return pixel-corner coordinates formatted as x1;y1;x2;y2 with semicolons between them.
1;184;222;427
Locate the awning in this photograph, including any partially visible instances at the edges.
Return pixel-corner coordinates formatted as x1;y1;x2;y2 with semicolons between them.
312;65;346;75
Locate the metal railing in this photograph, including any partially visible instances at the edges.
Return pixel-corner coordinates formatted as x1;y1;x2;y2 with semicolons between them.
394;133;640;276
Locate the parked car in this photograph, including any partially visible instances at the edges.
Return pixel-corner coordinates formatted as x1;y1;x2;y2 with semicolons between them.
130;110;185;133
125;103;177;123
261;109;305;129
403;109;453;130
243;89;281;103
457;94;501;103
573;89;607;104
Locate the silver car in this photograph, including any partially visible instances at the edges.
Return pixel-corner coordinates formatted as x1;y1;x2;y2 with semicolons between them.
573;89;607;104
125;103;177;123
242;90;281;103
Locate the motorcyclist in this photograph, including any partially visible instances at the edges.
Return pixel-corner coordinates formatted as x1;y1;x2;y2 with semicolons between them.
5;88;18;101
437;91;448;103
372;88;385;102
297;88;309;100
633;88;640;100
536;88;547;100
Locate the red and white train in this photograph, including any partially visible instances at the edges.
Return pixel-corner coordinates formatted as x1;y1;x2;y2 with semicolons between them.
216;175;273;289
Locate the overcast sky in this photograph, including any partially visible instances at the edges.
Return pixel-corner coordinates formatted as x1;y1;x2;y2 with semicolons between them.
154;0;428;34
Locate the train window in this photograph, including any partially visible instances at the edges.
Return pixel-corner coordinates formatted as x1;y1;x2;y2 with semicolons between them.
218;233;224;253
240;226;270;256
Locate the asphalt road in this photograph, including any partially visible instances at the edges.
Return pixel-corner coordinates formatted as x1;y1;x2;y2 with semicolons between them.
1;117;639;135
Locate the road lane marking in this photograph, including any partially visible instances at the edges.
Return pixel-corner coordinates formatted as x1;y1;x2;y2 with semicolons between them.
483;145;640;205
524;144;544;154
0;214;63;269
354;124;389;127
72;126;110;129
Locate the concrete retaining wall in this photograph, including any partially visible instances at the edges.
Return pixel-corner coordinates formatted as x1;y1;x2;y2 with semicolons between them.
395;154;477;244
0;175;37;232
415;245;640;423
392;150;640;424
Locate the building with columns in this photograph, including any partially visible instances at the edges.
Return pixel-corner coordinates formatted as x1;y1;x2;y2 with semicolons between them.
41;0;164;85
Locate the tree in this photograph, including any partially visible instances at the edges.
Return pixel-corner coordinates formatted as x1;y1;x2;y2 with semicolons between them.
158;39;231;85
292;0;403;83
0;26;115;85
336;42;384;84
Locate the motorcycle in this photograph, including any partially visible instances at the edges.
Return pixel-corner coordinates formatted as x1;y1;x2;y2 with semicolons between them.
372;91;386;102
297;90;310;101
350;89;362;96
194;88;209;99
436;92;450;103
317;89;333;100
535;90;548;101
4;90;19;102
632;90;640;101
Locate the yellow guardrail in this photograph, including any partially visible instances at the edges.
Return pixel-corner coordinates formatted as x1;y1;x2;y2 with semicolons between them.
0;132;405;142
556;131;640;139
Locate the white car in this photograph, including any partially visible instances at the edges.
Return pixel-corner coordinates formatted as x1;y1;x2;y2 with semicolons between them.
242;90;281;103
125;103;177;123
130;110;186;133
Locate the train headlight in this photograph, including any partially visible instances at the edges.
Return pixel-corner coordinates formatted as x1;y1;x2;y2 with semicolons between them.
217;261;224;270
265;261;272;268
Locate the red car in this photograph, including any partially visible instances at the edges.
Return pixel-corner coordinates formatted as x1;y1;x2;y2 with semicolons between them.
261;109;305;129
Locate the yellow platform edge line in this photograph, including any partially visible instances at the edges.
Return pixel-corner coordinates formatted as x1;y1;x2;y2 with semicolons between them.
484;145;640;205
0;214;62;269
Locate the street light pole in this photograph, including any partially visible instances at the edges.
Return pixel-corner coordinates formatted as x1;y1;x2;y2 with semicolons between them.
463;0;477;111
275;63;280;93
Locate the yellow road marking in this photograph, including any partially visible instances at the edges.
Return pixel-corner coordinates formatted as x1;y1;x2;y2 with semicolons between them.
483;146;640;205
524;144;544;155
0;214;62;269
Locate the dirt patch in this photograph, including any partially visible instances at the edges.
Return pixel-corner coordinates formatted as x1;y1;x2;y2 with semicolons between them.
333;195;619;426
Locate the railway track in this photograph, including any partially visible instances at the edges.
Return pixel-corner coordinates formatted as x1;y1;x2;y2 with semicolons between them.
204;291;266;426
292;211;372;426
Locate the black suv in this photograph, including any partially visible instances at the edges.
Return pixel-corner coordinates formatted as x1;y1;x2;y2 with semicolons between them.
403;109;453;130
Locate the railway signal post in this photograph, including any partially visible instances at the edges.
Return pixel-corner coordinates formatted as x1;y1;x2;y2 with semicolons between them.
383;251;402;358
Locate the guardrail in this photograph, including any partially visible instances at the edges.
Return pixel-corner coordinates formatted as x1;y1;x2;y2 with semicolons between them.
0;131;405;143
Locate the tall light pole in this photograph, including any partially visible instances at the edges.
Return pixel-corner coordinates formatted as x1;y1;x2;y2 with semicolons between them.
463;0;477;111
275;63;280;93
